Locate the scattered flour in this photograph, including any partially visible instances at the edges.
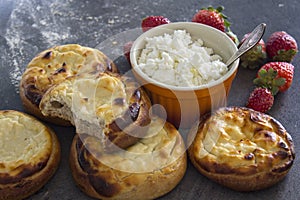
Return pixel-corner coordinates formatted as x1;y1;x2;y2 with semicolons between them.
3;0;74;93
2;0;130;93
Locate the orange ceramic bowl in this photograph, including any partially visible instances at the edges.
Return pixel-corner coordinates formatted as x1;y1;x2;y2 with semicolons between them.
130;22;239;129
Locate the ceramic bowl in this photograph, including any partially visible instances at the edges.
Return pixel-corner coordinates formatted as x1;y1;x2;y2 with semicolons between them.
130;22;239;129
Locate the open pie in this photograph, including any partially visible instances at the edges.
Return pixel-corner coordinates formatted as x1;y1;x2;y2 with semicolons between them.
188;107;295;191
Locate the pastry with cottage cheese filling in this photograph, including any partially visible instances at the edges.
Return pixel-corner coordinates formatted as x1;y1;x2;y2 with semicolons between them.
0;110;60;200
69;116;187;199
188;107;295;191
39;72;151;152
20;44;118;125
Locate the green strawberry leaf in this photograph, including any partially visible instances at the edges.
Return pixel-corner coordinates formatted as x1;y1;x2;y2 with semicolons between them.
256;45;262;52
224;19;231;28
271;87;279;96
216;6;224;13
273;77;286;87
254;67;286;96
258;69;268;78
273;49;298;62
267;68;278;77
253;77;263;85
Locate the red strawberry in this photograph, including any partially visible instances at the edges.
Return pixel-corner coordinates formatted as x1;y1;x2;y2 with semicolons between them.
266;31;298;62
246;87;274;113
123;41;133;64
192;6;230;32
254;62;294;95
141;16;170;32
239;33;267;69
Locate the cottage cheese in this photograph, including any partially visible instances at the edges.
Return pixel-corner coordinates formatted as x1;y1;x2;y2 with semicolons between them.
138;30;228;87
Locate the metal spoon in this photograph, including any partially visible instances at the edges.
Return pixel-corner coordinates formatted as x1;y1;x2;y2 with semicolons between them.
226;23;266;68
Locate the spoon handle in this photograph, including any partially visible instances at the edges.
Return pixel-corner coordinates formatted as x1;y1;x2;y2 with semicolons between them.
226;23;266;68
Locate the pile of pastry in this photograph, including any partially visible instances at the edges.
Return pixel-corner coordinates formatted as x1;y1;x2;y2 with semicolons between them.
0;44;295;200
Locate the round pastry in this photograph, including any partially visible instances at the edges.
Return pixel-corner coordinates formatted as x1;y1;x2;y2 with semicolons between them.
70;116;187;199
20;44;118;125
188;107;295;192
0;110;61;200
39;72;151;151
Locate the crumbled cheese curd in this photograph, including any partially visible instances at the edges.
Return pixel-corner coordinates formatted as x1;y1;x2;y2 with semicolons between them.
138;30;228;87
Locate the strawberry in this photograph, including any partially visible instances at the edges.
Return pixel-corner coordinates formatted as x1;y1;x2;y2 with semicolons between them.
246;87;274;113
239;33;267;69
123;41;133;64
141;16;170;32
192;6;230;32
266;31;298;62
253;62;294;95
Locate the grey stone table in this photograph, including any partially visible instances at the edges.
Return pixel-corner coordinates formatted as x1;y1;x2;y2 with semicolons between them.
0;0;299;199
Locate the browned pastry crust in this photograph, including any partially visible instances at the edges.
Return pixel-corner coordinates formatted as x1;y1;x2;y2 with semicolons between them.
0;110;61;200
39;72;151;152
70;117;187;199
19;44;118;125
188;107;295;192
102;73;152;151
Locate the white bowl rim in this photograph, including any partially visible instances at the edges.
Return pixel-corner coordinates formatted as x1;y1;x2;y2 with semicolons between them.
130;22;239;91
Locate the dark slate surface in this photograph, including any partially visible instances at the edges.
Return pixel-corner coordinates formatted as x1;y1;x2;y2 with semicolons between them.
0;0;299;199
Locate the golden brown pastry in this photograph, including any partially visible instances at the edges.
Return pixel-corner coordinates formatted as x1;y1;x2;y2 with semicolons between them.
188;107;295;192
19;44;118;125
40;72;151;151
0;110;61;200
70;116;187;199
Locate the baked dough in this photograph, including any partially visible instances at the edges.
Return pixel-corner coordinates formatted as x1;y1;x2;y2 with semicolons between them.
70;116;187;199
188;107;295;191
0;110;60;200
19;44;118;125
40;72;151;151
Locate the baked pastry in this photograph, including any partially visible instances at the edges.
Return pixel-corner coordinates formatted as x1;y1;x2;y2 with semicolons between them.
69;116;187;199
0;110;61;200
20;44;118;125
39;72;151;151
188;107;295;192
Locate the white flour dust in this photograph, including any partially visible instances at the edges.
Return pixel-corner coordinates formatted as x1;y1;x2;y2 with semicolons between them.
3;0;124;93
4;0;73;93
2;0;145;93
